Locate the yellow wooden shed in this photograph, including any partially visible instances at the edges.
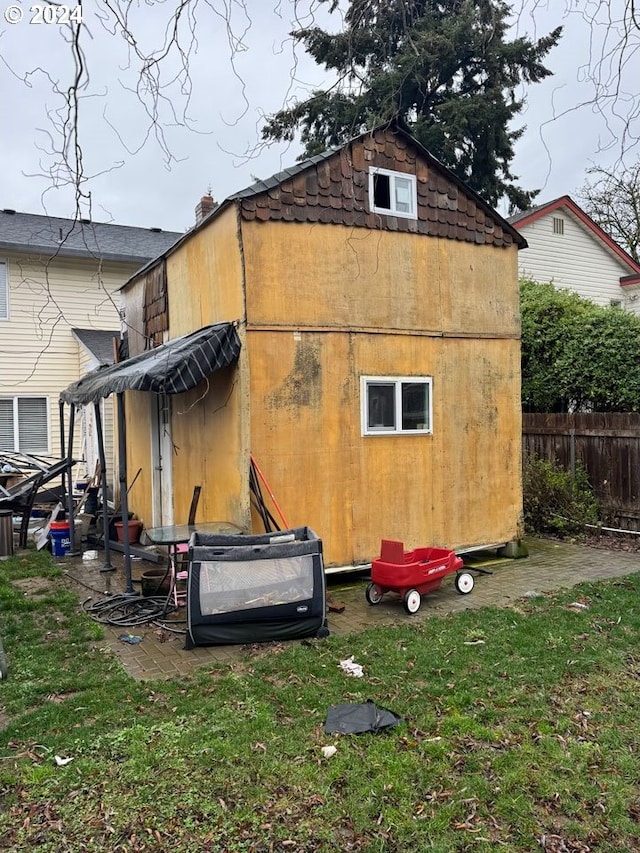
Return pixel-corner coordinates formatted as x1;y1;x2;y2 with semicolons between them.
119;121;527;570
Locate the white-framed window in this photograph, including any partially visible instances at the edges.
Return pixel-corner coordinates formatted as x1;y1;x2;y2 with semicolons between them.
361;376;432;435
0;258;8;320
369;167;417;219
0;396;49;453
552;216;564;235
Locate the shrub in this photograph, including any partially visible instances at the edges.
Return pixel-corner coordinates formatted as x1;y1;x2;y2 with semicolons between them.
523;456;600;536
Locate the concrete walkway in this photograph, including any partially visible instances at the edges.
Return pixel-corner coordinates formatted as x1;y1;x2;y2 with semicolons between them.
63;536;640;681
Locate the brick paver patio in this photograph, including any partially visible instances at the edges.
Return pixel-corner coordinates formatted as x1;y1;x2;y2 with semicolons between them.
59;537;640;681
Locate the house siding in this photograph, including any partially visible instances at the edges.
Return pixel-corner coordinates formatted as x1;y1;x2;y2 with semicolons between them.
243;221;521;566
0;251;137;458
243;220;520;334
167;205;245;336
516;210;636;311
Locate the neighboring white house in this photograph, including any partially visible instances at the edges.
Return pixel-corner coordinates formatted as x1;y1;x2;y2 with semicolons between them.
0;209;181;482
509;195;640;313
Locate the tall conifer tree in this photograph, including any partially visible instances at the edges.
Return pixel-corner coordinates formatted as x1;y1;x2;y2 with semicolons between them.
263;0;562;209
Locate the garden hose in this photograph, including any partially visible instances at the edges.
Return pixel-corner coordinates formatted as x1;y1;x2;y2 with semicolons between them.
82;593;178;627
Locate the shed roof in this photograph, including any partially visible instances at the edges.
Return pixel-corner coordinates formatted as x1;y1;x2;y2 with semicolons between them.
72;329;119;366
125;120;526;288
60;323;241;405
0;208;182;264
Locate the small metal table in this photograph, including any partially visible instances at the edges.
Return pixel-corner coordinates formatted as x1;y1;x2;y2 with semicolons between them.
144;521;245;605
145;521;244;548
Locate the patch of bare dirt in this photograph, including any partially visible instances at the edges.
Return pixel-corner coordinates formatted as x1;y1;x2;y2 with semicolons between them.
12;576;55;595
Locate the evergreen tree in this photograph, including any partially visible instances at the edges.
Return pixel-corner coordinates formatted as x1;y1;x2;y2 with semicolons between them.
262;0;562;209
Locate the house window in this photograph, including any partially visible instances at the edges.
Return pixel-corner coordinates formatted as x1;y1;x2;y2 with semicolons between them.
0;259;8;320
610;299;622;308
361;376;432;435
0;397;49;453
552;217;564;235
369;168;417;219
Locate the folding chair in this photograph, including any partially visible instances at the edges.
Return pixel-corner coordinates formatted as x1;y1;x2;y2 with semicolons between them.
170;486;201;606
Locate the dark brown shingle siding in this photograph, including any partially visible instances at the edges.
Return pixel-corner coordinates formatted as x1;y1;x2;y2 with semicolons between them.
143;262;169;348
240;128;513;248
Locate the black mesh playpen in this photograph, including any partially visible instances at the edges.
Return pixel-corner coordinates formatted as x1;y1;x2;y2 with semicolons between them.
185;527;329;648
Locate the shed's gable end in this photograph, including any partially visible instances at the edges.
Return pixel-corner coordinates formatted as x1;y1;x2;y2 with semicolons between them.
240;128;514;248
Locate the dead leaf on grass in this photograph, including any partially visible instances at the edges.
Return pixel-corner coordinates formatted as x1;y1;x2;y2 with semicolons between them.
46;691;78;704
539;832;591;852
628;799;640;822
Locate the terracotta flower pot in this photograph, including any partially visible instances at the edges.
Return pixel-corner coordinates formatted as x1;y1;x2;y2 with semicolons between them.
114;520;143;544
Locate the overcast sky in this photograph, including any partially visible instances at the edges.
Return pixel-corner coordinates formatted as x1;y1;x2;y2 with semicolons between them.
1;1;638;233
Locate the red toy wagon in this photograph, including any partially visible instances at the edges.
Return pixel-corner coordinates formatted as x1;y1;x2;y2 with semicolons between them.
366;539;475;614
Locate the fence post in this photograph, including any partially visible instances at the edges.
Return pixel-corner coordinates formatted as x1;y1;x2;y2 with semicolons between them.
569;428;576;479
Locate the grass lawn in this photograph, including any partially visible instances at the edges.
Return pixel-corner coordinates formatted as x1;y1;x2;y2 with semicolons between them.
1;549;640;852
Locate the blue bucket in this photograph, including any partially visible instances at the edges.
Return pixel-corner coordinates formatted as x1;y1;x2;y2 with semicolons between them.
50;522;70;557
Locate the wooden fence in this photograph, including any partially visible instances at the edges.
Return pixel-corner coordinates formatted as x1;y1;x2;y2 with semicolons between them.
522;413;640;530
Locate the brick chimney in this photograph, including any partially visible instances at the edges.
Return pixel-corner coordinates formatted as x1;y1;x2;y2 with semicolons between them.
195;194;216;224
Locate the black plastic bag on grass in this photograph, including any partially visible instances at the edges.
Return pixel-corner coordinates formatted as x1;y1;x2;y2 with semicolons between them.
324;700;402;735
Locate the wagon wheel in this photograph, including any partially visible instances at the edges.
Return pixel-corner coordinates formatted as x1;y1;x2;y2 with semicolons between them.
403;589;422;614
365;582;384;605
455;571;475;595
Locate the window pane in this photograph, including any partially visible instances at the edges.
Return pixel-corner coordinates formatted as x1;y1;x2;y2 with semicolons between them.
0;260;7;320
394;177;413;214
0;399;14;450
401;382;428;430
17;398;48;452
367;383;396;429
373;173;391;210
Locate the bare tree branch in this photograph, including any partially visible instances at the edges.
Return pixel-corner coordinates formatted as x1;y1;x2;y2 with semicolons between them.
578;159;640;263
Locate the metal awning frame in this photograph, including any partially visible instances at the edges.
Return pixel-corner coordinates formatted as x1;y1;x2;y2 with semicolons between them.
58;323;241;592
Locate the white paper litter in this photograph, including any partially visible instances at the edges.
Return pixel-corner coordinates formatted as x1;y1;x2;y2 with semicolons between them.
339;656;364;677
82;550;99;561
321;745;337;758
54;755;74;766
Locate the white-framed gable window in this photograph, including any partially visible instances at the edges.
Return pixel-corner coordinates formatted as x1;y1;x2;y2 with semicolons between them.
369;168;417;219
0;258;8;320
361;376;432;435
0;396;49;453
